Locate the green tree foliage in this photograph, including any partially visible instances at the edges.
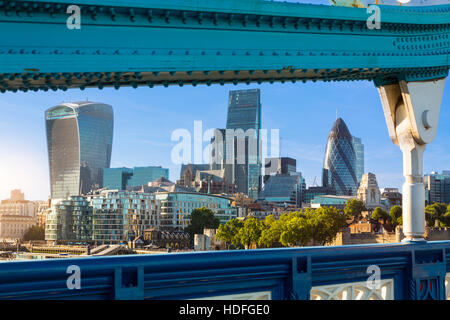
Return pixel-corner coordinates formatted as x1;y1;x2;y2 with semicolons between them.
371;207;388;221
344;199;366;221
258;215;283;248
185;207;220;238
389;206;403;226
216;218;244;248
425;203;447;227
22;225;45;241
238;216;263;249
439;212;450;227
218;207;348;249
279;215;312;247
308;207;348;245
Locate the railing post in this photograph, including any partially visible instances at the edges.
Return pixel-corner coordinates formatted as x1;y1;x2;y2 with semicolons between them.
287;257;312;300
408;248;447;300
113;266;145;300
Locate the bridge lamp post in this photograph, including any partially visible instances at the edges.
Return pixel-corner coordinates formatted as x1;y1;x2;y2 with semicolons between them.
378;78;446;242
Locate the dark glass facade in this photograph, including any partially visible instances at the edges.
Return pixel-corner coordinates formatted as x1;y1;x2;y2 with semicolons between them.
351;136;364;185
221;89;262;198
103;166;169;190
263;157;297;184
46;102;113;199
322;118;358;196
259;173;303;206
424;171;450;205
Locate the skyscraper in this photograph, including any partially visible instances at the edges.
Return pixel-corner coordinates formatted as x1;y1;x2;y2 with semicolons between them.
322;118;358;196
351;136;364;186
224;89;262;199
45;101;114;199
263;157;297;184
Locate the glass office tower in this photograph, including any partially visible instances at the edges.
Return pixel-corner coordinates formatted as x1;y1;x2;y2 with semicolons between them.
351;136;364;186
322;118;358;196
225;89;262;199
45;102;114;199
103;166;169;190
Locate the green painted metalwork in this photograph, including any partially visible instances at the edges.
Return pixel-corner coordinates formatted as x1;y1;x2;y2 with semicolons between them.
0;0;448;92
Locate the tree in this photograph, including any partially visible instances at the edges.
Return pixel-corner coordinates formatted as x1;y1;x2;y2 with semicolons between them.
439;212;450;227
258;215;283;248
22;226;45;241
238;216;262;249
344;199;366;221
425;203;447;227
371;207;388;221
216;218;244;248
308;207;348;245
185;207;220;240
279;216;311;247
389;206;403;226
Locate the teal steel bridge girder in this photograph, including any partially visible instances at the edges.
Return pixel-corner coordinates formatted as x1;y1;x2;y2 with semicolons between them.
0;0;449;92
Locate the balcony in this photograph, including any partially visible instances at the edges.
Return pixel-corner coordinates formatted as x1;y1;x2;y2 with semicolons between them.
0;241;449;300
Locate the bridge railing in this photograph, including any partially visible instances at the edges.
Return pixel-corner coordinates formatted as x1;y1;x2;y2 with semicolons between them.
0;241;449;300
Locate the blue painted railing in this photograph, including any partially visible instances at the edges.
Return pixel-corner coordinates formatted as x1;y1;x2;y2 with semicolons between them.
0;241;449;300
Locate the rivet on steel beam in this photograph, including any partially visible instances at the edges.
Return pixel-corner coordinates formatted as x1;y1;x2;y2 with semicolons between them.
109;8;116;21
165;10;170;23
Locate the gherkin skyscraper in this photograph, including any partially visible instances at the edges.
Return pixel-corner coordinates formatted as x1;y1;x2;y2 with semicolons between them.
322;118;358;196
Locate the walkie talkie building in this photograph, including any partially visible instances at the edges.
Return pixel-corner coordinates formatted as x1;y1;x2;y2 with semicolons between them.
45;101;114;199
322;118;358;196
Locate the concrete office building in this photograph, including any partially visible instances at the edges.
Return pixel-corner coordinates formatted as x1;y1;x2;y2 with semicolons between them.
155;192;237;231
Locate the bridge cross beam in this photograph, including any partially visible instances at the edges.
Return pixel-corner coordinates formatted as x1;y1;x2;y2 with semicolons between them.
377;78;446;242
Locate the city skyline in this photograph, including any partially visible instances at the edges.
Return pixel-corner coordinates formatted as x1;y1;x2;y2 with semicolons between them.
1;80;449;200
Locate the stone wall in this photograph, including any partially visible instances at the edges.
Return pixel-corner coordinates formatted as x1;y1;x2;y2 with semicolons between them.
329;226;450;246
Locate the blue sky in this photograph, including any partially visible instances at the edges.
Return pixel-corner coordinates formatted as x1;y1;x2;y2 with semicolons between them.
0;0;449;200
1;79;449;200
